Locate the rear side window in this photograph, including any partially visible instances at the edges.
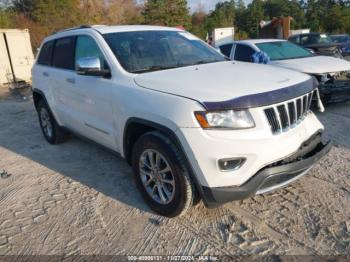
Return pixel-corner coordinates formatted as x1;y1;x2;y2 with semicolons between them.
52;37;75;70
219;43;233;57
234;44;255;62
37;41;54;66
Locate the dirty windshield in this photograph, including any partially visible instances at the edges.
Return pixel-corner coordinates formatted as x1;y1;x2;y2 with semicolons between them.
103;30;226;73
256;41;313;61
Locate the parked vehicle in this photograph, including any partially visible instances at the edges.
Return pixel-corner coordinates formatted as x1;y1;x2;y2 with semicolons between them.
32;26;330;217
288;33;342;58
330;34;350;59
217;42;234;57
229;39;350;103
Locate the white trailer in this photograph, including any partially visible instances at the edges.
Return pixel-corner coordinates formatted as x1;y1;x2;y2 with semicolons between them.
212;27;234;47
0;29;34;84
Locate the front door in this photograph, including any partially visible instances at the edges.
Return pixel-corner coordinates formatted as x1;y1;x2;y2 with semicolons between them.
70;35;115;149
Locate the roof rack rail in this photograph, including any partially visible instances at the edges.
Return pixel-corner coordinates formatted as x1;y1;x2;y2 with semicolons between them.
54;25;91;34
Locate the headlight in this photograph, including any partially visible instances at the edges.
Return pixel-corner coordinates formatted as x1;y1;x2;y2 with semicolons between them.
194;110;255;129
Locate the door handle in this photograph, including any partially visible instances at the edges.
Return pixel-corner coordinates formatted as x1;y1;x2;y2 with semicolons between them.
66;78;75;84
42;72;49;77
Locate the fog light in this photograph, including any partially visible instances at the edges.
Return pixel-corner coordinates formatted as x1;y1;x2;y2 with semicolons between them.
218;158;246;171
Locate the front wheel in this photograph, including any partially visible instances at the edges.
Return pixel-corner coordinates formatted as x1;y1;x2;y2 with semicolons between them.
132;131;195;217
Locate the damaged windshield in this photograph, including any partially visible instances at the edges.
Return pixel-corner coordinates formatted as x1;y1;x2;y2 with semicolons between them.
103;30;226;73
256;41;313;61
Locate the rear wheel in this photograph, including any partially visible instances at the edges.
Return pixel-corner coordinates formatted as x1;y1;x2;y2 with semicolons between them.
37;99;66;144
132;131;195;217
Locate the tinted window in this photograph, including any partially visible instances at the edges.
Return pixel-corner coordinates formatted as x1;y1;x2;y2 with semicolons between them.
330;35;350;43
219;43;233;57
289;36;300;45
256;41;312;61
37;41;54;66
104;31;225;73
52;37;75;70
75;36;108;70
234;44;255;62
301;34;332;45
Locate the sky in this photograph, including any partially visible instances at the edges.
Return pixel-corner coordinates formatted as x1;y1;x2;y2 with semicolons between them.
0;0;252;12
188;0;252;12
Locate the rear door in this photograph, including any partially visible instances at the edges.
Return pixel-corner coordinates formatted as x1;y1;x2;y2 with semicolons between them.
49;36;80;130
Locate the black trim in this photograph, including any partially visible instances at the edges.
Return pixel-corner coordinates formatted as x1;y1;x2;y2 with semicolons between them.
32;88;48;107
203;78;316;110
202;139;332;208
123;118;207;203
3;33;16;83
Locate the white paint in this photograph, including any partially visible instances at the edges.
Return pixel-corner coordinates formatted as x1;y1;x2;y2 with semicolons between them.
0;29;34;84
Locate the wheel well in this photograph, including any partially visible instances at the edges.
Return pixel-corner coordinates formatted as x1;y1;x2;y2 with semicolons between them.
123;122;156;165
33;91;44;110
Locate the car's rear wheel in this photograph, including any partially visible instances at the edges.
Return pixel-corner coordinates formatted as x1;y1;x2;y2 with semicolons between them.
132;131;195;217
37;99;66;144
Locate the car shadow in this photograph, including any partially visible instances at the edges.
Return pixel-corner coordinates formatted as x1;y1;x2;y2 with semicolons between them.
0;101;151;213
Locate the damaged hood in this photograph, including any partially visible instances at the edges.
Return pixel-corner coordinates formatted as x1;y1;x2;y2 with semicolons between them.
134;61;311;104
270;55;350;74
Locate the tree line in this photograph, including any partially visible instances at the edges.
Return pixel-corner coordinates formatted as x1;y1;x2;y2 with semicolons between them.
0;0;350;50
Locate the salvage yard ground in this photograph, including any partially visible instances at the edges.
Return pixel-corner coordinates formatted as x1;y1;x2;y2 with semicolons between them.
0;87;349;256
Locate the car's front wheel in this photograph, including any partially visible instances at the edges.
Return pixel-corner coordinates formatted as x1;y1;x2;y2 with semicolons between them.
132;131;195;217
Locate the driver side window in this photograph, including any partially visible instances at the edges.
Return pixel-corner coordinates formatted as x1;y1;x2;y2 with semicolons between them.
75;36;108;70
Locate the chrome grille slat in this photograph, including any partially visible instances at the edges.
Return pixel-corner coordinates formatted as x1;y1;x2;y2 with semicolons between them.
264;91;314;135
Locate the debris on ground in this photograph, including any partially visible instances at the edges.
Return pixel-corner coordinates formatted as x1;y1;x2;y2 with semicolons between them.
0;170;11;179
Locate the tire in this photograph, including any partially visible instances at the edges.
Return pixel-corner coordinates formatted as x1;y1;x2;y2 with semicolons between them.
37;99;66;144
132;131;195;217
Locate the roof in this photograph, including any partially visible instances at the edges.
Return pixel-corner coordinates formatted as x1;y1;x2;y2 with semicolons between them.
234;39;286;44
56;25;182;35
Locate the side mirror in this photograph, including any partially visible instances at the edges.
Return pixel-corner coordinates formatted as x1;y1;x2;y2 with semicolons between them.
76;57;110;77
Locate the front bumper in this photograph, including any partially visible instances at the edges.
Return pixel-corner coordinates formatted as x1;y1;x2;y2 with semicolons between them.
202;134;331;208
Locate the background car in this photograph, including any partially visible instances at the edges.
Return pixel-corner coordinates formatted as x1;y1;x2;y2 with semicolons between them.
229;39;350;104
288;33;343;58
330;34;350;60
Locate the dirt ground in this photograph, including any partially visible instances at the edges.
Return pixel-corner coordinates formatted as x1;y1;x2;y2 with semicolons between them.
0;86;349;257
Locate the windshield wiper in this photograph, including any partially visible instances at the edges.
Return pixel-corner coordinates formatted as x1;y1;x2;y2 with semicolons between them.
132;65;178;73
191;59;226;66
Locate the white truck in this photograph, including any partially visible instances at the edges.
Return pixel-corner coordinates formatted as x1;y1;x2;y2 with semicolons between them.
32;25;330;217
0;29;34;84
212;27;234;48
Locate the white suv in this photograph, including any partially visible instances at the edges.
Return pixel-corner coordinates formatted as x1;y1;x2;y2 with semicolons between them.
32;25;331;217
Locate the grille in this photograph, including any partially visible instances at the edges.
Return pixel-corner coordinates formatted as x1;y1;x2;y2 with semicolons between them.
264;91;314;134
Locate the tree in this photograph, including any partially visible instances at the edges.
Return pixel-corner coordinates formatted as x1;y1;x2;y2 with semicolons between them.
143;0;191;28
191;4;207;39
205;0;236;34
0;9;14;28
245;0;265;38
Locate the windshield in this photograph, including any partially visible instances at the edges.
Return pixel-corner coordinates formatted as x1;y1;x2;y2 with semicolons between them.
305;34;332;45
103;30;226;73
256;41;313;61
330;35;350;43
